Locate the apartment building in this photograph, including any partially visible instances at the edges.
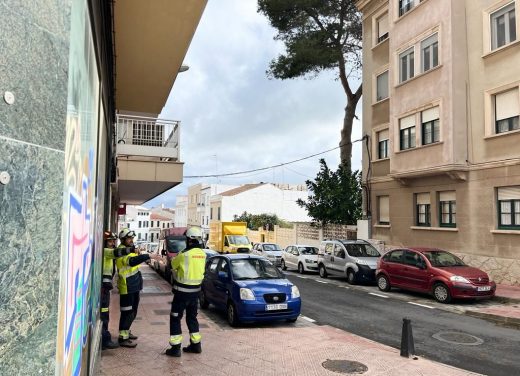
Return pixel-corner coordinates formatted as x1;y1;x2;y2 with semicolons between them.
175;195;189;228
356;0;520;284
187;183;238;236
118;205;175;243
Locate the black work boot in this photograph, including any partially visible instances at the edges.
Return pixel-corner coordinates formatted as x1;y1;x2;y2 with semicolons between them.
165;344;182;357
118;337;137;348
128;331;138;340
102;340;119;350
182;342;202;354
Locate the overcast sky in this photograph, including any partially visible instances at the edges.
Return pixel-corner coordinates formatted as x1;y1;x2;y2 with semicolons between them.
145;0;362;208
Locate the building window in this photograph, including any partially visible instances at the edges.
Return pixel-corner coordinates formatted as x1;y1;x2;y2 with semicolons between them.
421;106;440;145
495;88;519;133
218;207;221;221
151;233;154;242
376;71;389;101
210;207;213;220
399;115;416;150
399;0;415;16
377;12;389;43
377;129;389;159
497;186;520;229
439;191;456;227
138;221;142;228
491;3;516;50
416;193;431;226
421;33;438;72
399;48;414;83
378;196;390;225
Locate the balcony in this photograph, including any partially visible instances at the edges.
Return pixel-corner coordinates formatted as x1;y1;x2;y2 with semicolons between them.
115;113;183;205
116;114;180;160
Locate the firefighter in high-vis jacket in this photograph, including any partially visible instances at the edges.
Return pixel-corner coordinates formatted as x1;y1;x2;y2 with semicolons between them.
101;231;134;350
166;226;206;357
101;231;120;350
116;228;150;348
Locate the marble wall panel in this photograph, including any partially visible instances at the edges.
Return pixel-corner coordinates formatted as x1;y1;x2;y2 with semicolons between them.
0;0;71;151
0;137;65;375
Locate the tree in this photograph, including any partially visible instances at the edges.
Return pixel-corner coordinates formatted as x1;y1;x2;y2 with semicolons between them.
258;0;362;171
233;212;292;230
297;158;361;225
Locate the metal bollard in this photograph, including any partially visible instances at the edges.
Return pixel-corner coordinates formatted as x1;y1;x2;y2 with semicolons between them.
400;318;415;358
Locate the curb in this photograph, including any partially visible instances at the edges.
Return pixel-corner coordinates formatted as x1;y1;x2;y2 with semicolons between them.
494;295;520;304
464;310;520;330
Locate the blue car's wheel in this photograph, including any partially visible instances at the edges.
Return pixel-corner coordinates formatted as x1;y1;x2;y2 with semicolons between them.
227;302;239;327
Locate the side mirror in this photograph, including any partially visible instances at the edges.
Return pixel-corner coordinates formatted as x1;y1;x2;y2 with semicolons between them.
218;271;229;281
294;252;300;256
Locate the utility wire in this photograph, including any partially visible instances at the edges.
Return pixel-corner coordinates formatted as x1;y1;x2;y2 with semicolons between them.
184;136;366;178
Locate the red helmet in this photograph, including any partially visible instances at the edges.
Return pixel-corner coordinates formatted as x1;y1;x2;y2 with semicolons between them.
104;231;118;241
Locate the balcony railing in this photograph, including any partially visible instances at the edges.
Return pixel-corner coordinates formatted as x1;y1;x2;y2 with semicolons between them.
116;113;180;160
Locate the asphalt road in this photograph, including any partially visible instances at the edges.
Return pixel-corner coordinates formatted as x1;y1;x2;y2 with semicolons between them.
286;273;520;376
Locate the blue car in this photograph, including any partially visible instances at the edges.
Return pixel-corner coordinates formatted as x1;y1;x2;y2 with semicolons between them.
199;254;301;326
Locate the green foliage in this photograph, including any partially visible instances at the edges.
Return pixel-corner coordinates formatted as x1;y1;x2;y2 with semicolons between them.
257;0;362;80
297;158;362;226
232;212;292;230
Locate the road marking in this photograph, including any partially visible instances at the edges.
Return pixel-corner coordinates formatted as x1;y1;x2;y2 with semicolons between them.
368;292;389;298
408;302;435;309
340;286;350;289
300;315;316;323
315;280;329;284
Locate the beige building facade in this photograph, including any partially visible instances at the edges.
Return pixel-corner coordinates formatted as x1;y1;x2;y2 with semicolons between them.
357;0;520;284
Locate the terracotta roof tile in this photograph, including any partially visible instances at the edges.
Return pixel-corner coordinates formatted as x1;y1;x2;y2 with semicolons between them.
219;183;264;197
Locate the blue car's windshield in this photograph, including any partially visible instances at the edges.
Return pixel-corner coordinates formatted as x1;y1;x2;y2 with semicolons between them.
231;258;283;280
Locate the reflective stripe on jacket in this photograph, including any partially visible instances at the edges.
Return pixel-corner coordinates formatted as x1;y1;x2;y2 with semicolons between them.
171;247;206;288
116;246;143;295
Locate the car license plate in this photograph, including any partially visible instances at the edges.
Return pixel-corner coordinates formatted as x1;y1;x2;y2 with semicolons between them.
477;286;491;292
266;303;288;311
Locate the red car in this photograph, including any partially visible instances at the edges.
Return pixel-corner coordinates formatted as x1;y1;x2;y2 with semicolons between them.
376;247;496;303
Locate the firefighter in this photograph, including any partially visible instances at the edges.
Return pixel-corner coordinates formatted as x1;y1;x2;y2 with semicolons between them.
116;228;150;348
166;227;206;357
101;231;119;350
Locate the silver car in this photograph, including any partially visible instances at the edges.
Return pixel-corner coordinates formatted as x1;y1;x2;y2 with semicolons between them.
318;239;381;284
251;242;283;266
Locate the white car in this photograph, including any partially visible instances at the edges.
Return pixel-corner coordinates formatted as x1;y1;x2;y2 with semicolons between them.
251;242;283;266
281;245;319;274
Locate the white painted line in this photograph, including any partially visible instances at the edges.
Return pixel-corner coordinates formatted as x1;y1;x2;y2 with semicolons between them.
341;286;350;289
315;280;329;284
408;302;435;309
301;315;316;323
369;292;389;299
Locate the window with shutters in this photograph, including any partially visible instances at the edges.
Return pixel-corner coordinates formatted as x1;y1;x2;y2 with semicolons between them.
378;196;390;225
421;33;438;72
491;3;516;51
377;12;389;43
399;48;414;83
377;129;389;159
421;106;440;145
415;193;431;227
497;186;520;230
438;191;456;227
399;115;416;150
376;71;389;101
494;88;519;133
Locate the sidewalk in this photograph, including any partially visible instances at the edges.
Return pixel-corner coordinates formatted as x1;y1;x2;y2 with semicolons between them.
495;283;520;302
100;266;480;376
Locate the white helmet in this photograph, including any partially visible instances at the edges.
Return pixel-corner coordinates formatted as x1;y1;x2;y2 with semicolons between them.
119;228;136;240
185;226;203;240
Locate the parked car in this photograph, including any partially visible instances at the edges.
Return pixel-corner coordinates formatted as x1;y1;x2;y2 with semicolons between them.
157;234;187;284
281;245;319;273
251;242;283;266
199;254;301;326
376;248;496;303
318;239;381;284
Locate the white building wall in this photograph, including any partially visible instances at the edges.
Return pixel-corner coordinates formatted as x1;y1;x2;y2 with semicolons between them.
175;195;188;228
220;184;310;223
